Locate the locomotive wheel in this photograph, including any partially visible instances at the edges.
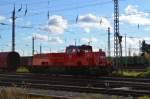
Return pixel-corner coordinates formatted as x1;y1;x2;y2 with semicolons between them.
48;67;66;74
66;67;89;75
29;67;49;73
88;66;112;76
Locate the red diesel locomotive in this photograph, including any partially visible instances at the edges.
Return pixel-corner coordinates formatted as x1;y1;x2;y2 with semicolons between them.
31;45;112;75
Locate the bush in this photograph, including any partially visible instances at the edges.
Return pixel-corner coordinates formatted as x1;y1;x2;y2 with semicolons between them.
140;68;150;78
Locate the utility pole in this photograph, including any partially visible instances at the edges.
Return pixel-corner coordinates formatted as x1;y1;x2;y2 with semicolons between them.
40;44;42;54
12;5;16;52
50;48;51;52
32;37;35;56
139;40;141;55
108;27;111;57
74;39;77;46
125;34;127;68
125;34;127;56
128;46;131;57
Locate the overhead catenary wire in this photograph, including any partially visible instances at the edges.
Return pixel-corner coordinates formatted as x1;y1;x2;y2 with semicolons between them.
2;0;113;19
2;0;147;20
1;0;130;25
0;0;115;34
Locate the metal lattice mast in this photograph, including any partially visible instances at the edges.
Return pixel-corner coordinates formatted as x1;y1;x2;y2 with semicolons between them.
114;0;120;68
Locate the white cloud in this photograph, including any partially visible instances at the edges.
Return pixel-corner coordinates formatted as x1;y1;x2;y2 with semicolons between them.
81;37;97;43
93;47;100;52
120;5;150;25
78;13;112;32
41;15;68;35
125;5;149;16
79;14;98;23
25;33;48;42
8;19;12;23
43;49;50;53
25;21;32;27
0;16;5;21
25;33;63;44
33;33;49;41
144;27;150;31
110;36;150;56
48;37;63;44
21;21;33;28
122;37;145;56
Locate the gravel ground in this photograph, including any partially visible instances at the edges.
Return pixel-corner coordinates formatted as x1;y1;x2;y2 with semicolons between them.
0;87;146;99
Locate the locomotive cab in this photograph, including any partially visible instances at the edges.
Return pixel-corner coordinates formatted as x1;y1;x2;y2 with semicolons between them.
66;45;79;54
66;45;92;54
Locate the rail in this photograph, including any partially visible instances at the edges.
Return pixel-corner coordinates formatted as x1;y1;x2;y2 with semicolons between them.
0;73;149;97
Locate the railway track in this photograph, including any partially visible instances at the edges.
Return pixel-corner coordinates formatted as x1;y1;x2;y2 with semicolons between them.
0;73;150;97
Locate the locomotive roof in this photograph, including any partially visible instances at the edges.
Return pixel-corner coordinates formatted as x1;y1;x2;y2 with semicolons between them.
66;45;92;48
0;52;20;63
0;51;19;57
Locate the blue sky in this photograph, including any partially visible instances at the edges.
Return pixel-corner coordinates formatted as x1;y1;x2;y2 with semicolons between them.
0;0;150;56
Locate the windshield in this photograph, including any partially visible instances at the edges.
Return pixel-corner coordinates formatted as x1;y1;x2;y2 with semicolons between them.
66;45;92;54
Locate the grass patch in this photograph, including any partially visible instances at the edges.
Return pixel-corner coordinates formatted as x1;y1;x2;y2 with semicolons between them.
77;94;150;99
78;94;102;99
113;67;150;78
139;96;150;99
138;68;150;78
16;66;29;73
0;87;26;99
112;70;142;77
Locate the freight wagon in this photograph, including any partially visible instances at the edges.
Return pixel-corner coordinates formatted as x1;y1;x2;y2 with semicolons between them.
0;52;20;71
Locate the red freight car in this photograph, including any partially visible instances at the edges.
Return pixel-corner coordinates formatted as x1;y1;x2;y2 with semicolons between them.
20;56;32;66
0;52;20;71
31;45;112;74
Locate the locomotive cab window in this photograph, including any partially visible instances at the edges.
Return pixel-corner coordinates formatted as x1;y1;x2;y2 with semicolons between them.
41;62;48;65
66;45;92;54
66;46;78;54
80;45;92;53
